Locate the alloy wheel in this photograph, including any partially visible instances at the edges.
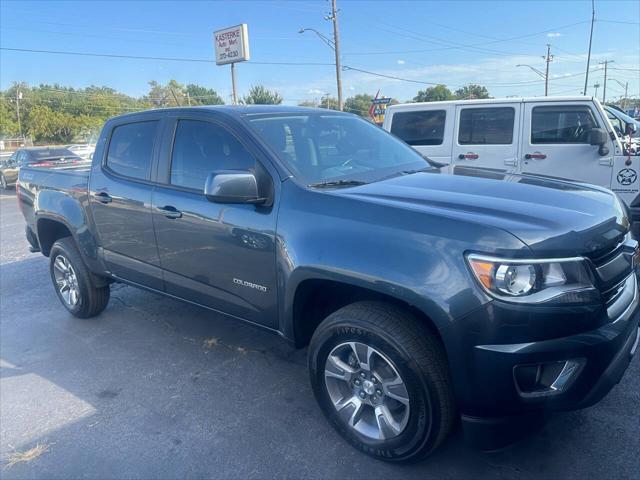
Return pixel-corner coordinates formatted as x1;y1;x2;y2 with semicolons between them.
53;254;80;306
324;341;411;441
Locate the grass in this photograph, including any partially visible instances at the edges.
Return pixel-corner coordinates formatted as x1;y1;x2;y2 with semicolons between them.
3;443;50;469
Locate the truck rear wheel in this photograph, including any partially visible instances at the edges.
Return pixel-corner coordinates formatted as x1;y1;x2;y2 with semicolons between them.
49;237;110;318
308;301;456;462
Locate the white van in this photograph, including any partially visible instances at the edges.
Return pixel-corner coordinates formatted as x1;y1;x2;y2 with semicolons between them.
383;96;640;228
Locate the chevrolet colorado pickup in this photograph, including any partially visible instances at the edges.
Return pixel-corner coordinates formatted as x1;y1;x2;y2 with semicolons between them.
17;106;640;462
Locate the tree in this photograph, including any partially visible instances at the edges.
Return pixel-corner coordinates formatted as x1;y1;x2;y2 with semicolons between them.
298;100;318;108
344;93;375;118
242;85;283;105
455;84;490;100
413;85;453;103
0;95;19;137
318;95;339;110
185;84;224;105
145;80;187;107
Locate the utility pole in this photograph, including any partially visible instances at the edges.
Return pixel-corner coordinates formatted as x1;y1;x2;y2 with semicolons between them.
611;79;629;109
593;83;600;98
543;44;553;96
599;60;614;103
15;88;22;139
583;0;595;95
327;0;343;111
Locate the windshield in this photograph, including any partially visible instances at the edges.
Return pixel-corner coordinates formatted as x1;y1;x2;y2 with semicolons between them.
248;113;430;186
605;107;640;139
29;148;78;161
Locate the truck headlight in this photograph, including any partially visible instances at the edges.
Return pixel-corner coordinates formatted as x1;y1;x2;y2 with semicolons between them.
466;254;598;304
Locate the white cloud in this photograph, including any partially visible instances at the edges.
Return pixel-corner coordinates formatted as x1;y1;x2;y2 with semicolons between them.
307;88;325;95
547;32;562;38
397;59;406;65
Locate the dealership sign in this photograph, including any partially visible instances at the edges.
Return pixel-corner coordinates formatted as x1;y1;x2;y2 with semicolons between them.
369;96;392;125
214;24;250;65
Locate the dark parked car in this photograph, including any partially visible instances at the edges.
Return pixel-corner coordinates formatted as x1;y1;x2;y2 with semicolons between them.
0;147;83;189
17;106;640;462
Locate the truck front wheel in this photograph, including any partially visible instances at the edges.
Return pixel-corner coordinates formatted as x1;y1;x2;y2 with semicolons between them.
49;237;110;318
308;301;456;462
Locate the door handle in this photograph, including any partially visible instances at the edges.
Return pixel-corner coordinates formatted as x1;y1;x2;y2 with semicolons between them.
157;205;182;219
524;153;547;160
93;191;112;204
458;152;479;160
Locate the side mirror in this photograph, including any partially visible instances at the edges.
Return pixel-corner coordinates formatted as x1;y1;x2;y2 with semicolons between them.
588;127;608;146
626;122;637;135
204;170;266;204
588;128;610;156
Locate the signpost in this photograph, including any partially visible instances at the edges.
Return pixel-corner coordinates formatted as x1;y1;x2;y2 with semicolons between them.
369;96;392;125
214;24;250;105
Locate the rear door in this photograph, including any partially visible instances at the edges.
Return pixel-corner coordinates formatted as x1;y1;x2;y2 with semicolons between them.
89;114;163;290
387;105;454;166
451;103;521;173
519;101;613;186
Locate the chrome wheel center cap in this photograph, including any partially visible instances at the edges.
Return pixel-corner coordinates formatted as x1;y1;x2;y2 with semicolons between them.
362;380;375;395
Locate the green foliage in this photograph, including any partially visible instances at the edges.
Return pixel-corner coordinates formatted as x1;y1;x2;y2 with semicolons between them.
242;85;283;105
413;85;454;103
0;96;20;137
344;93;375;117
454;84;491;100
297;100;318;108
318;96;340;110
185;84;224;105
0;79;225;144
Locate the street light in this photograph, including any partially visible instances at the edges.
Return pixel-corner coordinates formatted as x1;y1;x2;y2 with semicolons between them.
610;78;629;109
516;63;548;96
298;28;334;50
299;1;343;111
299;25;343;111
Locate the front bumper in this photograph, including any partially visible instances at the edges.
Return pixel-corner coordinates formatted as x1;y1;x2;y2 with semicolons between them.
455;273;639;449
452;273;639;419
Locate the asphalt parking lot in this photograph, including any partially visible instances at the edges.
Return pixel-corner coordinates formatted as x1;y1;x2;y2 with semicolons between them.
1;188;638;479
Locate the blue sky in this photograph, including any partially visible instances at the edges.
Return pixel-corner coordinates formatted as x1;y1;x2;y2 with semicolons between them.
1;0;638;104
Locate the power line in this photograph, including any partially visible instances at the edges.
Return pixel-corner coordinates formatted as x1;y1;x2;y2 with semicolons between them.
344;20;589;56
0;47;335;66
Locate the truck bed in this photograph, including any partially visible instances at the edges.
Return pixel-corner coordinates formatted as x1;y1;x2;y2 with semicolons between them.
17;165;91;249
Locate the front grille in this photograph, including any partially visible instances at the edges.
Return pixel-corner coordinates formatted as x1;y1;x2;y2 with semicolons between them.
587;236;638;305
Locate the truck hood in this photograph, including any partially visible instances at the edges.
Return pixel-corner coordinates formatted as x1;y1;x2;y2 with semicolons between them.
336;168;628;256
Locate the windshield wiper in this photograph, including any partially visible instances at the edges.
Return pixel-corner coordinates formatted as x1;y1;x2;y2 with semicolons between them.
307;179;368;188
400;167;432;175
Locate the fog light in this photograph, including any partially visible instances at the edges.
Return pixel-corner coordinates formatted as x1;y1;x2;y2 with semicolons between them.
514;359;584;398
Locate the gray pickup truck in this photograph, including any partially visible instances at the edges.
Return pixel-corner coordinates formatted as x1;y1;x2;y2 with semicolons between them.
17;106;640;462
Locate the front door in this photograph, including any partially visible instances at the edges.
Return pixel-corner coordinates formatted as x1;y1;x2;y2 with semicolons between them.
519;102;613;186
151;116;279;328
89;117;163;290
451;103;521;174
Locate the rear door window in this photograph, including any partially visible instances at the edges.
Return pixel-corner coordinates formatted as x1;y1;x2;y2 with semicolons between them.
531;106;598;144
106;121;158;180
390;110;446;146
458;107;515;145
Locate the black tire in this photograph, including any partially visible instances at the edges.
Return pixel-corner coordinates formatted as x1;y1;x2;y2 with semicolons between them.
308;301;456;462
49;237;110;318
